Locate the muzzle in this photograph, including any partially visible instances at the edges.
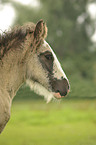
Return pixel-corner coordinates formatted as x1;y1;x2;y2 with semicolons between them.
52;78;70;98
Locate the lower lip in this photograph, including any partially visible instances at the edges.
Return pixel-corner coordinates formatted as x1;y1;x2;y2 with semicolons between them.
54;92;64;99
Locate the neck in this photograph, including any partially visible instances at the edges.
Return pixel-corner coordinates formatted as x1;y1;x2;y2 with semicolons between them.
0;53;26;133
0;52;26;99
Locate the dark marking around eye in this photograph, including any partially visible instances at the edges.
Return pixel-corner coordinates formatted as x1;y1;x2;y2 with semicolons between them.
43;51;54;60
45;54;53;60
39;51;54;73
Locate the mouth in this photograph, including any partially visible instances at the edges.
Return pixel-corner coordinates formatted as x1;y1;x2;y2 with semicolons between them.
54;89;70;99
54;92;64;99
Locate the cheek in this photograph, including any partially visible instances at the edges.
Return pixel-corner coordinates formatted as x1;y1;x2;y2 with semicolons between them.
33;65;49;87
28;57;51;89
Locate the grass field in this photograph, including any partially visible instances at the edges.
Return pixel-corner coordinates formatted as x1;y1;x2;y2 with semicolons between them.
0;99;96;145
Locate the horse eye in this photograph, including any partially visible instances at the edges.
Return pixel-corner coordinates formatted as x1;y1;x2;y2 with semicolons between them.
45;54;52;60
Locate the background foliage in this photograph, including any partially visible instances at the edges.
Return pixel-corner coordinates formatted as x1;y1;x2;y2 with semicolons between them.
0;0;96;99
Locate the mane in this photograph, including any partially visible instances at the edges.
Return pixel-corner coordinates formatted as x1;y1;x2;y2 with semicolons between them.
0;22;35;59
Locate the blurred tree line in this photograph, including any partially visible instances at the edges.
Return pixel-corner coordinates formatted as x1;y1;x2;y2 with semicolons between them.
1;0;96;98
1;0;96;54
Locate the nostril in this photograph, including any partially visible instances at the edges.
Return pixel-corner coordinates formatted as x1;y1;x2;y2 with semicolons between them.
56;90;60;93
56;90;68;97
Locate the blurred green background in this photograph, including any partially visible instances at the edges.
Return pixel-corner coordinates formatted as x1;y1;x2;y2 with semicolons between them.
0;0;96;145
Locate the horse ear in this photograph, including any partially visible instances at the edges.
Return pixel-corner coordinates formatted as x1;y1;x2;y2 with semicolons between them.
42;22;48;39
34;19;47;40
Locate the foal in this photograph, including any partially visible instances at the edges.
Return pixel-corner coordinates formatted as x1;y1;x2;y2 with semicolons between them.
0;20;70;133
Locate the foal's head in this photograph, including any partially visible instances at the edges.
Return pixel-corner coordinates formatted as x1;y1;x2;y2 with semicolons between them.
26;20;70;102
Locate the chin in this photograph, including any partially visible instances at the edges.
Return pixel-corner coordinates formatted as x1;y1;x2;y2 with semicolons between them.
26;79;55;103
